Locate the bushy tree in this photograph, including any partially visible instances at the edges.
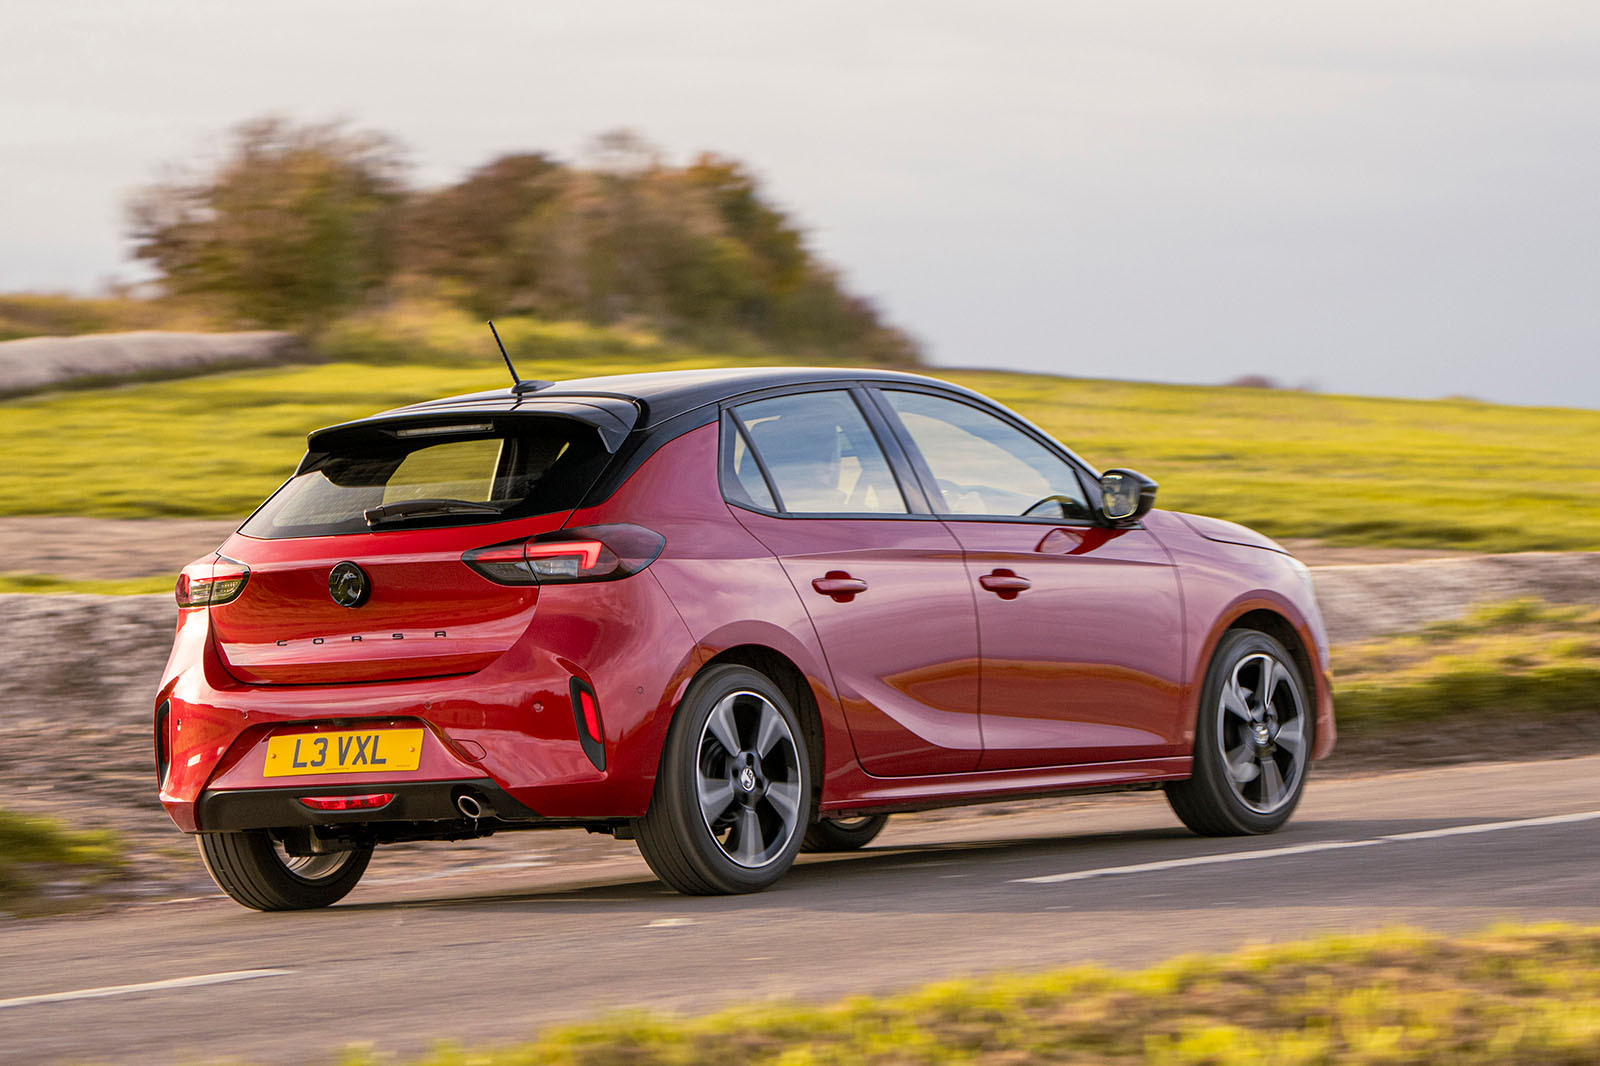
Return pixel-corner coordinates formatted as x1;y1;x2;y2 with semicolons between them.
128;117;407;328
130;119;917;364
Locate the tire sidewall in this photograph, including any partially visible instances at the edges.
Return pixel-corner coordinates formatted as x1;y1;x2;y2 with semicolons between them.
659;664;812;892
1192;630;1313;834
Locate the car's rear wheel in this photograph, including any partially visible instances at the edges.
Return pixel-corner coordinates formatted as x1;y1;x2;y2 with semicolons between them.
803;814;889;852
1165;629;1312;836
197;829;372;910
634;664;811;894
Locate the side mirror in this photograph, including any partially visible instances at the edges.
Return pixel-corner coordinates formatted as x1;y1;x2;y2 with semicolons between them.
1099;468;1158;523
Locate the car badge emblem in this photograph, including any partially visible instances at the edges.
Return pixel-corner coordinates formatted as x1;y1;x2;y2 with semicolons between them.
328;562;371;608
738;766;757;792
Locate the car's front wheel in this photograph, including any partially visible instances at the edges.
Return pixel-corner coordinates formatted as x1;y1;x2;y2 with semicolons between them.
197;829;372;910
1165;629;1313;836
634;664;811;894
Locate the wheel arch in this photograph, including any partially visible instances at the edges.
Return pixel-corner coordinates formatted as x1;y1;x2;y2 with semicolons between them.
700;644;826;797
1186;598;1334;761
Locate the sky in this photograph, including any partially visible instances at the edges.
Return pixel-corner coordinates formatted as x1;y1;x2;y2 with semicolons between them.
4;1;1598;408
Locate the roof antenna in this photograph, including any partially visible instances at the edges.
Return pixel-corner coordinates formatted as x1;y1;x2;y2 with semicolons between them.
488;321;551;394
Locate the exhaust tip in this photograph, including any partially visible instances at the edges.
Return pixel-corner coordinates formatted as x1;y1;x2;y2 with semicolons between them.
455;792;493;819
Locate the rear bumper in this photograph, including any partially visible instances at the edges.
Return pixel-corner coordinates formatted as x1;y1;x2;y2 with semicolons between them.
196;778;537;832
155;571;701;833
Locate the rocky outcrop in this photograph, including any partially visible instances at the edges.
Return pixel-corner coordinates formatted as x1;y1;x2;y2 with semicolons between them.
0;330;315;396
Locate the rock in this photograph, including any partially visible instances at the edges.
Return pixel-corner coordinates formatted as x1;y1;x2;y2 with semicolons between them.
0;330;316;396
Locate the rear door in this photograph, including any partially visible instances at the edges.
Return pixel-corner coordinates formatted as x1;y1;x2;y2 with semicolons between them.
723;387;982;776
870;387;1185;769
210;417;611;684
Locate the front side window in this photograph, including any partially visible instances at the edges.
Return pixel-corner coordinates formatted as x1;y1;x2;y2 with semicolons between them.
729;391;907;515
882;390;1092;520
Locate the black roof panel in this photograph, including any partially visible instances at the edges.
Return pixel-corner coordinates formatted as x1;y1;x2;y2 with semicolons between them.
371;366;974;428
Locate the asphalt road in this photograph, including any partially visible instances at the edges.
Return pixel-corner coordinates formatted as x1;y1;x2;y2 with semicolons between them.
3;755;1597;1066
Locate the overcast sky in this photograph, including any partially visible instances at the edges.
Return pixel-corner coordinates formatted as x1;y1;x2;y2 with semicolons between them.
5;1;1598;407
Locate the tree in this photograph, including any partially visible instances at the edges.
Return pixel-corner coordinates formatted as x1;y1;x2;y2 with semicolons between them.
128;117;407;328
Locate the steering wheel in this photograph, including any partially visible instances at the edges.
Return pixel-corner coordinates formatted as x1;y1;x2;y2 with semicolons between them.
1021;495;1075;519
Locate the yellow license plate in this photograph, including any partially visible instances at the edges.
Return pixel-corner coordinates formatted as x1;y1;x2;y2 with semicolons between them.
263;729;424;778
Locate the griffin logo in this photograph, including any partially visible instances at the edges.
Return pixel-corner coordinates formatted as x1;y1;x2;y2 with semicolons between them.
328;562;370;608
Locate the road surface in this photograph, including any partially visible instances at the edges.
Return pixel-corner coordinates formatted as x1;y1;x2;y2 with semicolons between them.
3;755;1597;1065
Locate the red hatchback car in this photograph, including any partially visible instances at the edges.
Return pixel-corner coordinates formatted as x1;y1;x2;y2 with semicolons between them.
156;367;1334;909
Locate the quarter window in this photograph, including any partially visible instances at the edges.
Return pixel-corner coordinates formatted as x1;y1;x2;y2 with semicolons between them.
882;390;1092;520
730;391;907;515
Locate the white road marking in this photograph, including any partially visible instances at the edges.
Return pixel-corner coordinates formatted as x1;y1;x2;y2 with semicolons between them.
1013;809;1600;886
0;970;293;1011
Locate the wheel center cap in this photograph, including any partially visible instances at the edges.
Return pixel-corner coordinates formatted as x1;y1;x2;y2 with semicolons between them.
738;766;757;793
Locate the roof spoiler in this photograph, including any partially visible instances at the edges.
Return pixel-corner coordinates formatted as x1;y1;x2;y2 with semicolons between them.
301;397;640;469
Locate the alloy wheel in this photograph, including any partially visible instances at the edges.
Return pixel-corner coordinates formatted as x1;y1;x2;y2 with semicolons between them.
1214;651;1308;814
694;690;804;868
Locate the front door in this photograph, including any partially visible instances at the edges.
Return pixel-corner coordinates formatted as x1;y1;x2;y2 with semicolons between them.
873;388;1185;770
723;388;982;776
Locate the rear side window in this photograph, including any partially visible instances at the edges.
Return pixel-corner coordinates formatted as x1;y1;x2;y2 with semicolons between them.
727;390;907;515
241;421;610;539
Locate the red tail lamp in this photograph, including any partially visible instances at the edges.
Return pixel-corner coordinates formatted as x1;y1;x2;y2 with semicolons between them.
175;556;250;607
569;678;606;771
298;793;394;811
462;524;665;586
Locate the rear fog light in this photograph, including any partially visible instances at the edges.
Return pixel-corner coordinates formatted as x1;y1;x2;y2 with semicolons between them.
298;793;394;811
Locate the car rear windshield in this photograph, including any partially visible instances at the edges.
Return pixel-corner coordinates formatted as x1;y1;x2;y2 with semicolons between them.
240;420;611;539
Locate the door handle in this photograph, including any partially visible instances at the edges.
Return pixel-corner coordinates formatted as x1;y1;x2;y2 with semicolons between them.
812;571;868;602
979;569;1032;599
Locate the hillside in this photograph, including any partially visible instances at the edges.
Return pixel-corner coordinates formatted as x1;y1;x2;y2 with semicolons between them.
0;346;1594;553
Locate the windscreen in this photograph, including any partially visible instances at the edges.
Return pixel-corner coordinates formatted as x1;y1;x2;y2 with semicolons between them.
240;420;611;539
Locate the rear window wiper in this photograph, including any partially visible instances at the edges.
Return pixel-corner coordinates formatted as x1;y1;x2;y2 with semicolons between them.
363;498;505;526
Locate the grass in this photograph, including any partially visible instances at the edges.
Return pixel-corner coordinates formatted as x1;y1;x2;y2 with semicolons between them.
316;924;1600;1065
0;572;173;596
0;809;123;913
944;370;1600;552
1332;598;1600;727
0;308;1597;550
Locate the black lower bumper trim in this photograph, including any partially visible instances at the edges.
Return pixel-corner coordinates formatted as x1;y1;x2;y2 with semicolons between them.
196;778;538;832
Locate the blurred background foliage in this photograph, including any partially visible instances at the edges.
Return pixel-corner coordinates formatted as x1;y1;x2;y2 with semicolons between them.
121;117;916;366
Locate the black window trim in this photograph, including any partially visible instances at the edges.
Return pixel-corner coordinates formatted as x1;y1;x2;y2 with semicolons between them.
715;382;940;521
861;383;1108;528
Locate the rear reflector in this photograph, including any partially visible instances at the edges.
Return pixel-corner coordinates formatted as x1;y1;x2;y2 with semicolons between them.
569;678;606;771
176;556;250;607
298;793;395;811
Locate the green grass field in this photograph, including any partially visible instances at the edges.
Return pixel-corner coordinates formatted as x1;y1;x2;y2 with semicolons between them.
1332;598;1600;726
320;925;1600;1065
1;334;1597;551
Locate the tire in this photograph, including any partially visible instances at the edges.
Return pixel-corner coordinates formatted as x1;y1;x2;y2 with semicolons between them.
634;664;812;894
803;814;889;852
1165;629;1314;836
197;829;372;911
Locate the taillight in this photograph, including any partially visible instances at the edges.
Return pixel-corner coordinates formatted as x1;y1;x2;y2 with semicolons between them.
175;556;250;607
462;524;665;587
